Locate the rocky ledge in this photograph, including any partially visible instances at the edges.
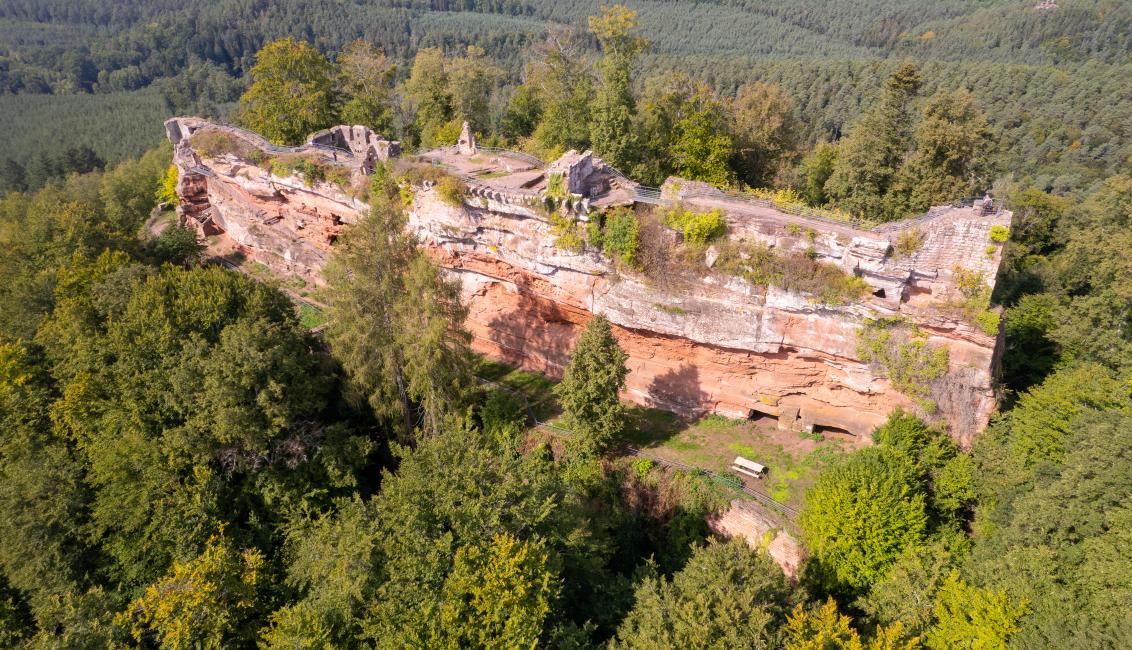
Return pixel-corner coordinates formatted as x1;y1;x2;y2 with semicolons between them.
166;117;1010;445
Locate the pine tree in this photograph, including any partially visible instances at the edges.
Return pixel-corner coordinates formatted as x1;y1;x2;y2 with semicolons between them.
554;315;628;458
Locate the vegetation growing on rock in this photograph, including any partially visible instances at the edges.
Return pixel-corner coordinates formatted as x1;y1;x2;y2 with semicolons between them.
0;2;1131;648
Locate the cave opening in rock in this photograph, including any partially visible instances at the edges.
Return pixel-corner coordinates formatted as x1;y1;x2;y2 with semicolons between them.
812;423;856;441
873;288;886;298
747;408;779;428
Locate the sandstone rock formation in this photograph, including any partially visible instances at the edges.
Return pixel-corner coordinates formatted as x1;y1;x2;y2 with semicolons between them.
707;500;805;578
166;117;1011;445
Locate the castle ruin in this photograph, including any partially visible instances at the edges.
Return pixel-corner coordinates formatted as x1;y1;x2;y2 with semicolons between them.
165;117;1010;445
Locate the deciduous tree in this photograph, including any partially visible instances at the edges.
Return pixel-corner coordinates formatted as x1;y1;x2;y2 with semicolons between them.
730;82;802;187
237;38;337;145
338;39;396;136
800;446;928;596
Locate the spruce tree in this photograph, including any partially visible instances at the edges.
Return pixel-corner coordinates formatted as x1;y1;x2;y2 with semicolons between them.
555;315;629;458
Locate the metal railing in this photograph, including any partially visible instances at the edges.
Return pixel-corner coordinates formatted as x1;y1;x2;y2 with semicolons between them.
477;146;548;169
634;186;664;204
680;186;870;230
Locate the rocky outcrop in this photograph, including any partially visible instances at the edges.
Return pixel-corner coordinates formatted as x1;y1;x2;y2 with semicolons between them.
707;500;805;578
166;118;1011;444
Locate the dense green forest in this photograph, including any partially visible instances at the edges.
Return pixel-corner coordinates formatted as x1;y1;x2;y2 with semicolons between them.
0;0;1129;188
1;1;1131;648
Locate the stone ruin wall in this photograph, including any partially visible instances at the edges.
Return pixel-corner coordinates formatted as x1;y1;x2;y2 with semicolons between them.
166;118;1011;446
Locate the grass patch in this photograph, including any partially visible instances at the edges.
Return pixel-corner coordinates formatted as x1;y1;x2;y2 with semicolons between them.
625;412;848;509
476;169;510;179
246;261;272;280
297;303;328;329
475;359;560;422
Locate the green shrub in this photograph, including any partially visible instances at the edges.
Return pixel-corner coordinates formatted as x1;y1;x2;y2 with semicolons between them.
951;265;1000;333
399;184;415;208
586;219;604;250
546;172;567;200
663;206;727;245
894;228;925;258
602;208;640;267
270;156;325;186
988;225;1010;243
434;174;467;207
713;240;869;305
633;457;655;479
549;213;584;253
698;414;742;429
654;303;687;316
481;391;527;449
954;266;991;304
857;318;950;409
190;130;259;159
975;309;1001;336
428;118;465;147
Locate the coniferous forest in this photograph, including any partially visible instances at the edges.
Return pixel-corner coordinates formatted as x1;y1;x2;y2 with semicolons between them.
1;1;1131;648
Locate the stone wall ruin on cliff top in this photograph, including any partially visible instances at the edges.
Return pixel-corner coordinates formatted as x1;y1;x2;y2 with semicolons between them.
166;117;1011;445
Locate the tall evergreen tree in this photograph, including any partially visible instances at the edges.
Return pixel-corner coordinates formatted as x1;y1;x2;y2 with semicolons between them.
612;539;799;649
824;63;922;221
588;5;647;171
0;159;27;194
324;198;472;438
554;315;629;458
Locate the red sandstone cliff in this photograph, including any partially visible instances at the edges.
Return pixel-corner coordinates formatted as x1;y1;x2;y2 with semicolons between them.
166;117;1010;445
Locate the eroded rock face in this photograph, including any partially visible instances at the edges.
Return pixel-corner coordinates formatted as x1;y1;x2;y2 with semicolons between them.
707;500;805;579
167;117;1010;445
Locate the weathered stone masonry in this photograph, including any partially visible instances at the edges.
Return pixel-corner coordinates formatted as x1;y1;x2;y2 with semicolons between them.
167;117;1011;445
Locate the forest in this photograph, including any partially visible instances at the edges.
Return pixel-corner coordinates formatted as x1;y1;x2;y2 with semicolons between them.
1;1;1131;648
